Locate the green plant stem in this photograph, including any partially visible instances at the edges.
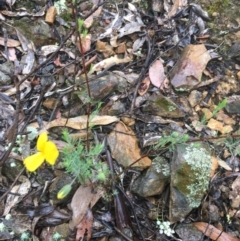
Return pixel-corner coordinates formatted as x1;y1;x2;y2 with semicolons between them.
72;2;91;152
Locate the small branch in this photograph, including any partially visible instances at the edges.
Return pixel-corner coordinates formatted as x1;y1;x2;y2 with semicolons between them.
130;33;152;114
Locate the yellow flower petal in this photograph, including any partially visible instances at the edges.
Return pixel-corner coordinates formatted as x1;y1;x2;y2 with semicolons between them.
23;152;45;172
43;141;59;165
37;132;48;152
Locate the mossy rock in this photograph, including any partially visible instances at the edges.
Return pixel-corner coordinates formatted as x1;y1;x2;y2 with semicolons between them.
170;143;212;222
142;93;185;118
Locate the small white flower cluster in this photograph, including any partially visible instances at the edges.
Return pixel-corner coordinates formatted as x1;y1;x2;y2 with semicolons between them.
53;232;62;241
156;220;174;237
0;214;12;232
20;232;30;241
5;135;23;153
0;222;5;232
4;127;38;154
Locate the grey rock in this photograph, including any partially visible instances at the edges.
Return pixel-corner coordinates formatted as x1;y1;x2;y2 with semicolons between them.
0;62;14;85
142;92;185;118
2;158;24;182
132;157;170;197
225;95;240;114
188;90;203;107
175;223;203;241
78;72;118;104
170;143;212;222
13;17;56;46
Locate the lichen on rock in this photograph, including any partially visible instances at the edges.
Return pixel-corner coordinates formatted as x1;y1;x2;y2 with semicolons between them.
170;143;212;222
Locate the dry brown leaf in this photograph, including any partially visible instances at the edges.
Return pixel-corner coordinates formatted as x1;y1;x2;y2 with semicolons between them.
217;158;232;171
115;42;126;54
1;6;46;17
149;59;167;89
96;40;115;57
84;15;93;29
1;47;17;61
118;22;144;38
194;222;240;241
42;98;58;109
89;55;132;74
138;77;150;96
229;176;240;208
110;35;118;47
0;37;20;47
77;34;92;54
54;55;65;67
84;5;102;29
170;44;211;90
207;118;232;134
108;122;151;170
69;186;103;230
29;115;119;130
210;156;219;177
168;0;188;17
45;6;56;24
76;208;93;241
3;176;31;216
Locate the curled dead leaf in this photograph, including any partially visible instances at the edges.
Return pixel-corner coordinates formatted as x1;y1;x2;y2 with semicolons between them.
77;34;92;54
194;222;240;241
138;77;150;96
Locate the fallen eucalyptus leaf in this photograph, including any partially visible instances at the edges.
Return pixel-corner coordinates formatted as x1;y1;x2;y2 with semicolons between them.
29;115;119;130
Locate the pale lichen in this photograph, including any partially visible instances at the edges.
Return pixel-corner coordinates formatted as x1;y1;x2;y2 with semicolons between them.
183;143;212;208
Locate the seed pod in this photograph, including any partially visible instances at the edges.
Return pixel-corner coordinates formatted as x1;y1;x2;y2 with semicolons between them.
57;184;72;199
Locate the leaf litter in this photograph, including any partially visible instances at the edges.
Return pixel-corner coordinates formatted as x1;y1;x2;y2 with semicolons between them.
0;0;240;240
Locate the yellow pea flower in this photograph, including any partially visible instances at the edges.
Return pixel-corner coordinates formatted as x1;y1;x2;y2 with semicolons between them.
24;132;59;172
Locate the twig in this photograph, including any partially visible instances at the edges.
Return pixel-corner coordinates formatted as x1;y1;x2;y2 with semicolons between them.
0;168;25;202
130;33;152;114
114;226;134;241
19;88;46;132
18;28;75;86
0;77;21;166
76;29;91;152
117;185;146;241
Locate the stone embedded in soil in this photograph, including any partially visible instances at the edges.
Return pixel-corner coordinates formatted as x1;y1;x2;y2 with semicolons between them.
101;100;126;116
207;118;223;131
169;143;213;223
188;90;203;107
40;223;69;240
229;176;240;209
2;158;24;182
225;95;240;114
78;72;118;104
36;168;55;185
12;17;58;46
142;93;185;118
207;118;232;134
216;110;236;125
107;122;151;170
192;120;204;132
0;62;14;85
237;71;240;80
221;125;233;134
132;157;170;197
200;108;213;120
217;71;240;95
202;202;220;222
175;223;203;241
